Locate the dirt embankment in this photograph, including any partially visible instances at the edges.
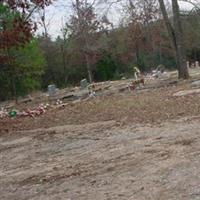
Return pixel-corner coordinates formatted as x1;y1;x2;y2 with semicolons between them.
1;84;200;133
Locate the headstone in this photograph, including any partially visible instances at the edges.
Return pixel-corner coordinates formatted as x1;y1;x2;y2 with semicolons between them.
195;61;199;68
48;84;57;96
186;61;190;69
80;79;88;89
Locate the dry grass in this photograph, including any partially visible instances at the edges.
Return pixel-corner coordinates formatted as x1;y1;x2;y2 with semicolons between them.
1;83;200;133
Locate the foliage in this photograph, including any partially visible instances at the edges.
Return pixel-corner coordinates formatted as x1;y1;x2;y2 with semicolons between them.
0;0;52;57
0;39;46;100
183;9;200;61
65;0;110;82
0;1;51;100
96;52;117;81
1;0;200;100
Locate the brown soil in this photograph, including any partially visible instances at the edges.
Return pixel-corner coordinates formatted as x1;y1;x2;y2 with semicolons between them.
1;80;200;199
1;118;200;200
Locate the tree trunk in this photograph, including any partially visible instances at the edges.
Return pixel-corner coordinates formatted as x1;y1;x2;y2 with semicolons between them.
135;43;140;66
159;41;162;63
172;0;189;79
85;53;93;83
60;44;68;85
76;0;93;83
11;73;17;103
158;0;176;49
6;47;18;103
83;33;93;83
158;0;189;79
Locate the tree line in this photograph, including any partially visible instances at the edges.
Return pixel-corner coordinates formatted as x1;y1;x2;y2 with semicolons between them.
1;0;200;101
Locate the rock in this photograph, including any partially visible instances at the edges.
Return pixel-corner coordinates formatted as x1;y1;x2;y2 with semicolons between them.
80;79;89;89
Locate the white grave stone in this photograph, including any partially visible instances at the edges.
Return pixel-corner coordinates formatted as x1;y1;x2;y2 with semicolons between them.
48;84;57;96
186;61;190;69
195;61;199;68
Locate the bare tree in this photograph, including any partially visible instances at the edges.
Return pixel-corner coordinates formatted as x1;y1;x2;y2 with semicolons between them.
38;7;55;38
66;0;107;83
158;0;189;79
75;0;93;82
60;23;70;85
125;0;159;67
100;0;189;79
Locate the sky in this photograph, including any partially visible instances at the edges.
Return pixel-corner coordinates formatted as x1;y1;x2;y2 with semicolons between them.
36;0;123;38
36;0;194;38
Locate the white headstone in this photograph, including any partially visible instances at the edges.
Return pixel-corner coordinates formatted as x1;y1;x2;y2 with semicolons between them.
186;61;190;69
48;84;56;96
80;79;88;89
195;61;199;68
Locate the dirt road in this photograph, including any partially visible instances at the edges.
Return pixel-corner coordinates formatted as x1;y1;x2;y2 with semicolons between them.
1;117;200;200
